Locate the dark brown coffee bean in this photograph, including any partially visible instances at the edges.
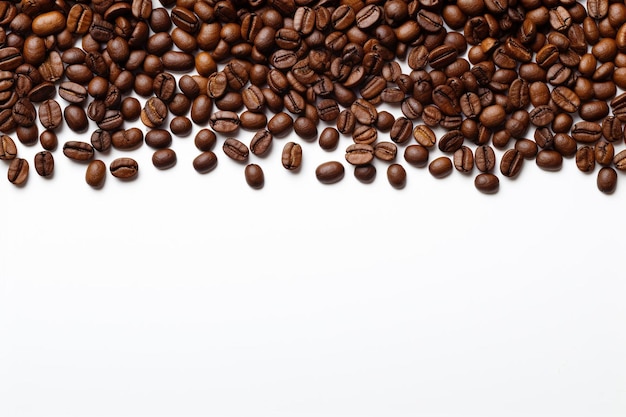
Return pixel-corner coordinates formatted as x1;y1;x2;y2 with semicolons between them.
429;157;453;178
595;165;616;194
354;164;376;183
474;173;499;193
90;129;112;152
388;117;412;144
432;84;461;116
244;164;264;189
87;100;106;123
112;128;143;150
613;149;626;171
85;160;106;188
352;125;377;145
515;139;538;158
459;92;482;119
374;142;397;162
63;141;94;161
282;142;302;170
8;157;28;185
152;148;177;170
439;130;464;153
404;145;429;166
294;117;317;139
576;146;596;173
551;86;580;113
500;149;524;177
413;125;436;147
536;150;563;170
141;97;168;128
191;149;218;173
121;97;141;121
579;101;609;122
12;97;36;127
171;6;200;34
250;130;273;156
222;138;249;162
59;81;87;104
454;146;474;173
350;99;378;125
345;143;374;166
153;72;177;103
210;111;240;133
319;127;340;151
594;141;614;166
110;157;138;179
267;112;293;137
572;121;602;143
475;145;496;172
0;134;17;160
529;105;555;127
316;161;344;184
34;150;53;177
387;164;406;188
336;109;357;134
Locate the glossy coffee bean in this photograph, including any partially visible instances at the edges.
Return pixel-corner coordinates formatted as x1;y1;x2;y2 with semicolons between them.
316;161;344;184
8;158;29;185
429;157;453;178
34;151;53;177
193;151;218;173
109;157;139;179
245;164;264;189
474;173;500;194
354;164;376;183
222;138;249;162
85;160;106;188
152;148;177;170
387;164;406;188
597;167;617;193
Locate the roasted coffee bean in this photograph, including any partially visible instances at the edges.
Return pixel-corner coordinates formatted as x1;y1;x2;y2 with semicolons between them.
85;160;106;188
87;100;106;123
474;173;499;193
387;164;406;188
389;117;412;144
64;105;88;132
613;149;626;171
529;105;555;127
373;142;397;162
193;151;218;173
475;145;496;172
112;128;143;150
294;117;317;139
350;99;377;125
170;116;192;137
8;157;28;185
190;95;212;125
0;134;17;160
222;138;249;162
110;157;138;179
282;142;302;170
439;130;464;153
404;145;429;166
345;143;374;166
34;151;53;177
536;150;563;170
250;130;273;156
141;97;168;128
432;84;461;116
316;161;344;184
579;101;609;122
500;149;524;177
413;125;436;147
63;141;94;161
352;125;377;145
595;141;614;166
515;139;538;159
12;97;36;127
551;86;580;113
572;121;602;143
59;81;87;104
429;157;453;178
597;166;617;193
210;111;240;133
91;129;112;152
319;127;339;151
576;146;596;173
244;164;264;189
553;133;577;157
267;112;293;137
152;148;177;170
354;164;376;183
336;109;357;134
454;146;474;173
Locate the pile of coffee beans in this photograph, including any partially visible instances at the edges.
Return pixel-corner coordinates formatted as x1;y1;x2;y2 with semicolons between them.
1;0;626;193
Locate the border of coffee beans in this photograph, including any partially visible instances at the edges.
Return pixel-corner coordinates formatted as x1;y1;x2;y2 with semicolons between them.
0;0;626;194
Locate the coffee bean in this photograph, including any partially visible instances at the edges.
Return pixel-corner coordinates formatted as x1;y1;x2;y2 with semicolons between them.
319;127;340;151
85;160;106;188
294;117;317;139
413;125;436;147
404;145;429;166
193;151;218;173
210;111;240;133
387;164;406;188
350;99;378;125
316;161;344;184
222;138;249;162
34;150;53;177
576;146;596;173
112;128;143;150
245;164;264;189
529;105;555;127
536;150;563;170
250;130;273;156
12;97;36;127
354;164;376;183
613;149;626;171
597;167;617;193
345;143;374;166
141;97;168;128
453;146;474;173
59;81;87;104
429;157;453;178
0;134;17;160
553;133;577;157
7;157;28;185
439;130;465;153
152;148;177;170
38;99;62;130
374;142;397;162
572;121;602;143
282;142;302;170
63;141;94;161
110;157;138;179
474;173;500;194
475;145;496;172
500;149;524;177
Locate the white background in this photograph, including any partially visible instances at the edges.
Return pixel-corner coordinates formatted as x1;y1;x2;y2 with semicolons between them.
2;20;626;417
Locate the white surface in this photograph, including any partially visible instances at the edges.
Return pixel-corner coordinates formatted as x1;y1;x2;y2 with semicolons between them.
1;49;626;417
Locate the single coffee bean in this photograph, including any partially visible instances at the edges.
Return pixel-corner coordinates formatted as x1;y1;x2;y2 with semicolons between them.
597;166;617;193
404;145;429;166
152;148;177;170
536;150;563;170
345;143;375;166
475;145;496;172
0;134;17;160
250;130;273;156
12;97;36;127
240;111;267;130
576;146;596;172
572;121;602;143
474;173;500;193
170;116;192;136
38;99;62;130
59;81;87;104
294;116;317;139
7;158;28;185
39;130;57;151
209;111;240;133
374;142;397;162
413;124;436;147
595;141;614;166
453;146;474;173
193;151;218;173
350;98;378;125
112;128;143;150
500;149;524;177
110;157;138;179
553;133;577;157
354;164;376;183
64;105;88;132
190;95;212;125
33;150;53;177
316;161;344;184
282;142;302;170
63;141;94;161
319;127;340;151
429;157;453;178
267;112;293;137
439;130;465;153
90;129;112;152
479;104;506;128
85;160;106;188
244;164;264;189
141;97;168;128
529;105;555;127
222;138;249;162
514;138;538;158
613;149;626;171
387;164;406;188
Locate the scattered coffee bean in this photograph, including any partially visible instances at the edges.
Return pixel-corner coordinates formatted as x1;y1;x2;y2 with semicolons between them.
110;157;139;179
354;164;376;183
193;151;218;173
245;164;264;189
34;151;54;177
152;149;177;170
474;173;500;194
8;158;29;185
387;164;406;188
222;138;249;162
316;161;344;184
86;160;106;188
429;157;453;178
597;167;617;194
